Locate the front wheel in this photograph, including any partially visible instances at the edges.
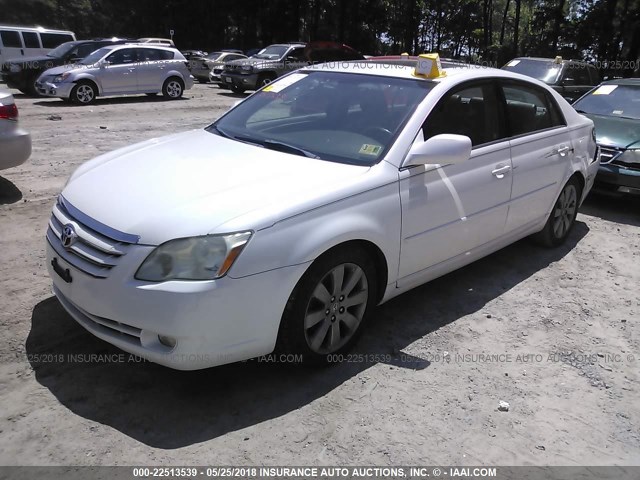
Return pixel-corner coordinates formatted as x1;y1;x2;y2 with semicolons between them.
276;247;377;364
162;77;184;99
534;177;581;247
70;81;97;105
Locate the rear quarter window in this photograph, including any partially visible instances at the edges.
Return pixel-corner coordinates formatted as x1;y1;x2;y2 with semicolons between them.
40;33;74;49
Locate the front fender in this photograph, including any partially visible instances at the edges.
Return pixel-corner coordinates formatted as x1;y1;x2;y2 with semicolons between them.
228;181;401;286
71;74;102;94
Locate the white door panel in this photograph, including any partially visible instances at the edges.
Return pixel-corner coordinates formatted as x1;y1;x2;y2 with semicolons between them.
399;141;512;279
506;128;570;231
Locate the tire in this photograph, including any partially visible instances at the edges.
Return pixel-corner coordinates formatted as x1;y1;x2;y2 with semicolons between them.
26;75;41;97
70;81;97;105
276;246;377;365
230;85;245;94
162;77;184;99
257;73;276;88
534;176;582;247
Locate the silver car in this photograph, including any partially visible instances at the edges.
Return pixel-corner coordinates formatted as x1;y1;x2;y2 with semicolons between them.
35;44;194;104
0;90;31;170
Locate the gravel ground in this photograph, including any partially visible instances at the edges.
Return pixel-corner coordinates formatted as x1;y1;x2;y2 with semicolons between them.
0;83;639;467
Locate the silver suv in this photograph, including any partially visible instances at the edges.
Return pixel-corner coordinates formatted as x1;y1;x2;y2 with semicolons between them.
35;44;194;104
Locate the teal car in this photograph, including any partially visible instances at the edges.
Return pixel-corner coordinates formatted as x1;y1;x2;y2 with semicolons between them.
573;79;640;194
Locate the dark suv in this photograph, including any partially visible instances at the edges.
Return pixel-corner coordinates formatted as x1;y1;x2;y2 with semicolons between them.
220;42;364;93
502;57;600;103
1;38;131;96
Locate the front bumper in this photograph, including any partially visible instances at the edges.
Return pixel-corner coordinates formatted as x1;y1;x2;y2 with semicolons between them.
595;163;640;194
220;71;260;90
35;80;74;99
0;127;31;170
46;239;309;370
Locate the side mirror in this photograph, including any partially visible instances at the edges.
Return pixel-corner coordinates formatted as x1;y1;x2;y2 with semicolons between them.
404;134;472;167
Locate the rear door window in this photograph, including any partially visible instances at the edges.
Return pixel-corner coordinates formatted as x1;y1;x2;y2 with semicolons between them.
501;82;566;136
0;30;22;48
21;31;40;48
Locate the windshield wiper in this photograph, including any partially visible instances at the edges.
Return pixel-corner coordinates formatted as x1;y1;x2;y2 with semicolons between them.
263;139;319;159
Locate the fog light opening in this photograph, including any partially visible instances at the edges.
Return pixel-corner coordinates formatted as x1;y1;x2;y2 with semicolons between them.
158;334;177;349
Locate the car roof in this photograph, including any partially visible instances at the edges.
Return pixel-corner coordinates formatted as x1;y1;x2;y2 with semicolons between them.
603;78;640;86
99;43;178;52
304;59;542;86
511;56;591;66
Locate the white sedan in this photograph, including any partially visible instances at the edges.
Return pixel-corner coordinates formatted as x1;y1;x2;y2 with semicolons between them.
45;56;599;370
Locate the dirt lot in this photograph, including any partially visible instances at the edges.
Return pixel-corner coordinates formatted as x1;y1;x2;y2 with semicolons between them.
0;83;639;467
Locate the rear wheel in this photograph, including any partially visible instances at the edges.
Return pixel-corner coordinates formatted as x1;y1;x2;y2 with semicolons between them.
70;81;97;105
534;176;581;247
162;77;184;99
276;247;377;364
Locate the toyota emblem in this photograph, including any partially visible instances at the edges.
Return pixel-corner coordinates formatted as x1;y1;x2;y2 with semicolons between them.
61;224;78;248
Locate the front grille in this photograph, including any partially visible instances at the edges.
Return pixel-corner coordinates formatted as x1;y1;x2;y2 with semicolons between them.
46;196;139;279
611;159;640;171
599;146;623;164
213;68;223;74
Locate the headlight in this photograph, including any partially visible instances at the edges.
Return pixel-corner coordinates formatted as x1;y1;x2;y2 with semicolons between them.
9;63;21;72
617;149;640;165
241;65;254;73
135;232;252;282
53;72;70;83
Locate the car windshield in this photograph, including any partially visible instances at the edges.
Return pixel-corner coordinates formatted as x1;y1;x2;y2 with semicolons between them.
206;51;224;60
79;47;110;65
46;42;77;58
503;59;562;84
207;70;432;166
573;84;640;120
253;45;289;59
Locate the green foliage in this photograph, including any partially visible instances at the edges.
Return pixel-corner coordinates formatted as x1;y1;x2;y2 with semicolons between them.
0;0;638;72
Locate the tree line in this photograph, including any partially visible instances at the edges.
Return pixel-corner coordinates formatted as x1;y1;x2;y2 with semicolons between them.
1;0;639;74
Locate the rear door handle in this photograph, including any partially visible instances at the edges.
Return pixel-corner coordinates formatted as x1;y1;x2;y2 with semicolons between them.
553;145;573;156
491;165;511;179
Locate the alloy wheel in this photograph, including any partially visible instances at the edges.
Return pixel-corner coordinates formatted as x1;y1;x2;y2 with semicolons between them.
303;263;369;354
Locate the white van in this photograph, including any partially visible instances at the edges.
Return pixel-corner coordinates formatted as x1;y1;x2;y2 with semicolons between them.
0;26;76;68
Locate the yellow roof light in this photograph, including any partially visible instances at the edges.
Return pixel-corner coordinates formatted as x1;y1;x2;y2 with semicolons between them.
414;53;446;79
554;56;563;64
401;52;409;57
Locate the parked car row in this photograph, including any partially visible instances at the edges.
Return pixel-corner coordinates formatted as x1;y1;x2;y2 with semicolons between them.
502;56;640;195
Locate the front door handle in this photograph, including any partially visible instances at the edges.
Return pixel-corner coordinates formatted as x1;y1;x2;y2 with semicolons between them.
491;165;511;179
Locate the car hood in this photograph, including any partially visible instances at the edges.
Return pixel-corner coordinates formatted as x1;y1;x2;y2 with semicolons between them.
5;54;56;65
62;129;372;245
40;64;85;77
584;113;640;149
226;57;282;67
